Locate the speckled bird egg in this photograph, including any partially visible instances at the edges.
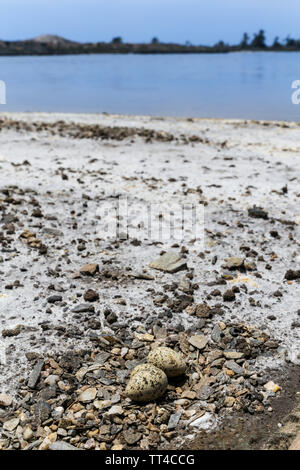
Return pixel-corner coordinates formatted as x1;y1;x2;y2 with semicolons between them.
147;347;186;377
125;363;168;402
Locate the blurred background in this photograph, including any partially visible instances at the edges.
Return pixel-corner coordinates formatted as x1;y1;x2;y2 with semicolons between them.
0;0;300;120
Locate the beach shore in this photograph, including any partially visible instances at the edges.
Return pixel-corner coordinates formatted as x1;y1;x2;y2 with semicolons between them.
0;112;299;450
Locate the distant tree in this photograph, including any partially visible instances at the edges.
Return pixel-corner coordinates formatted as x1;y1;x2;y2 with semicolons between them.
111;36;122;44
185;40;192;46
250;30;266;48
214;40;228;52
240;33;249;48
151;37;159;44
272;36;282;49
285;35;296;47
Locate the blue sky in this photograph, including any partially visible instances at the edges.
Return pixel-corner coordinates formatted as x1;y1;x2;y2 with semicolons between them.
1;0;299;45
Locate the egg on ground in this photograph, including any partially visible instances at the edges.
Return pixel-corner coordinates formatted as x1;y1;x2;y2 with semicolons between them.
125;363;168;402
147;346;186;377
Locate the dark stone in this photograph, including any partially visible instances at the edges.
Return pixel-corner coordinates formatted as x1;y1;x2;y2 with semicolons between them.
2;325;22;337
285;270;300;281
28;359;44;388
106;312;118;324
33;400;51;424
83;289;99;302
248;206;268;219
223;289;236;301
47;295;63;303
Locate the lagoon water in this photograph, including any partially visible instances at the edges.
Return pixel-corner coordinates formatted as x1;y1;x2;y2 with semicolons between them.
0;52;300;121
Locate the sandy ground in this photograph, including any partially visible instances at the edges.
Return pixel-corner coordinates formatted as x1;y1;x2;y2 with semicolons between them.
0;112;299;448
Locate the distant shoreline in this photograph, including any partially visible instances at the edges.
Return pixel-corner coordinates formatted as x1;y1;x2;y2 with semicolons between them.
1;33;300;56
1;49;300;58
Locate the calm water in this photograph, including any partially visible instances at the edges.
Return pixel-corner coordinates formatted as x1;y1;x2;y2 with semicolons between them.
0;52;300;121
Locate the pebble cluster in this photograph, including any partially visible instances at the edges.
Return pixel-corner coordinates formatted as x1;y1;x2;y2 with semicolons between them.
0;118;208;145
0;319;282;450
